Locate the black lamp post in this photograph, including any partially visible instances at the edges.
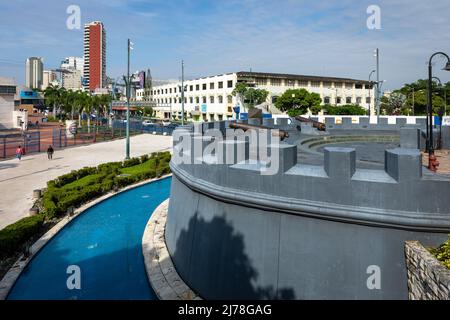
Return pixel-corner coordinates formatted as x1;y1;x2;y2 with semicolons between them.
427;52;450;171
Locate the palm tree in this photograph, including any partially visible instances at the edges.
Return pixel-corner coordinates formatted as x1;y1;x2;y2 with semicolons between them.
81;94;93;133
43;85;60;116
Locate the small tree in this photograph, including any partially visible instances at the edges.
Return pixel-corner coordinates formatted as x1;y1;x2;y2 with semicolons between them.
275;89;321;116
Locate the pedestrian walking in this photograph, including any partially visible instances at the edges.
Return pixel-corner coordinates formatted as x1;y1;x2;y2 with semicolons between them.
16;145;23;160
47;145;54;160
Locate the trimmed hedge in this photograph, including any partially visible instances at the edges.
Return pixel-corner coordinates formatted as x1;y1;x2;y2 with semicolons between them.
0;152;171;261
0;215;44;259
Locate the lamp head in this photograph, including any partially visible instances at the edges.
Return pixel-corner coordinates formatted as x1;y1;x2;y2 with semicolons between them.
444;60;450;71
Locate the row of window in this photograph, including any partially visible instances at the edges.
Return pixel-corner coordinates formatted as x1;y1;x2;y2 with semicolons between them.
254;78;370;89
154;95;234;105
323;96;372;104
153;80;234;96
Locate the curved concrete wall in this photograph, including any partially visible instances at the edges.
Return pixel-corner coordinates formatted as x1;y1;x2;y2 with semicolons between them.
165;123;450;299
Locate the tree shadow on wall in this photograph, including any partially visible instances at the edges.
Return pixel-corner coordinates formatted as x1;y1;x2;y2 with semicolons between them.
173;214;295;300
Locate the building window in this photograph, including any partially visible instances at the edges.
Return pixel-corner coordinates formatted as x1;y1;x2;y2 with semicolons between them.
210;82;214;90
227;80;233;88
324;97;330;104
336;97;341;104
190;85;193;91
190;97;193;103
345;83;353;89
196;97;200;103
218;81;223;89
202;83;207;90
311;81;320;87
271;78;281;86
323;82;331;87
365;84;373;89
346;97;352;104
286;79;295;87
179;98;182;103
196;84;200;91
356;97;362;105
165;89;168;94
218;95;223;103
366;97;371;104
202;96;207;103
298;80;308;87
256;78;267;86
157;90;160;94
227;95;233;104
355;84;363;89
210;96;214;103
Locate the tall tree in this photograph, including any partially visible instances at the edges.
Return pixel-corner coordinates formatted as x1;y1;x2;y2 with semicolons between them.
275;88;322;116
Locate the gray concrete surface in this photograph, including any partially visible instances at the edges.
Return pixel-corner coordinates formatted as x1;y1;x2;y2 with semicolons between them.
0;134;172;230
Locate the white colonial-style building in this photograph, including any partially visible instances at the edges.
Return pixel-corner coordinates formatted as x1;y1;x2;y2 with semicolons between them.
150;71;375;121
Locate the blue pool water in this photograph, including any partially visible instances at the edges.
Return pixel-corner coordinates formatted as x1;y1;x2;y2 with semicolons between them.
7;177;172;300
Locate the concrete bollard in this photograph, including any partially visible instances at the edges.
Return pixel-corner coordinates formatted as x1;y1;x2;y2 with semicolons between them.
385;148;422;182
217;140;249;165
324;147;356;180
248;118;262;126
400;128;421;149
33;189;42;199
267;143;297;174
29;208;39;216
262;118;275;127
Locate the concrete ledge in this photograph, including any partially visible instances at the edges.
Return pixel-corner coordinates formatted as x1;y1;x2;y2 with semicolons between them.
142;199;201;300
405;241;450;300
0;175;172;300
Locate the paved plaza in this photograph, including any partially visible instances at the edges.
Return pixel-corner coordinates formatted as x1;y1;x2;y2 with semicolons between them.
0;134;172;230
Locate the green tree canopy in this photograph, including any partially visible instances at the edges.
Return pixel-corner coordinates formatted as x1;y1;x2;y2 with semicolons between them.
275;88;321;116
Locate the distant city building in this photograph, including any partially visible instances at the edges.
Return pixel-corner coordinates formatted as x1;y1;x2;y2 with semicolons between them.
62;69;83;91
42;70;58;90
0;77;28;130
131;69;152;101
83;21;106;92
61;57;84;75
150;71;374;121
25;57;43;90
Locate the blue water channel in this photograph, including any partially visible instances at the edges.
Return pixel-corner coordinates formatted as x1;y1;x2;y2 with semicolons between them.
7;177;172;300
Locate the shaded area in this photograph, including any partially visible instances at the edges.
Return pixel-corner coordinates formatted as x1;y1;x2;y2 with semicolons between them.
173;214;294;300
7;178;171;300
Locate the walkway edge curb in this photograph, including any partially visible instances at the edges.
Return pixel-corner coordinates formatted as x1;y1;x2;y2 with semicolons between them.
142;199;201;300
0;174;172;300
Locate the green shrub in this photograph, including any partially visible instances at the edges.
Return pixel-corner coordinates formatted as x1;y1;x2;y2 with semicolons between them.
0;215;44;258
430;236;450;269
140;154;149;164
123;158;141;168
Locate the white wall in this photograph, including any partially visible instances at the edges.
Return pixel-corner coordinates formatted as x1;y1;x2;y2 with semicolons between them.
0;94;15;129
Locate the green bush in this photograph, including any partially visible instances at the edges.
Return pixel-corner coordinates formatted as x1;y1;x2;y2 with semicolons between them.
0;215;44;258
430;236;450;269
123;158;141;168
140;154;149;164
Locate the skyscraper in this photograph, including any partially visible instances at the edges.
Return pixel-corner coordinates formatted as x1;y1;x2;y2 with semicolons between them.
25;57;43;90
83;21;106;92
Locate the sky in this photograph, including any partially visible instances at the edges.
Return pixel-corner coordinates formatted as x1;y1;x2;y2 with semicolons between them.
1;0;450;90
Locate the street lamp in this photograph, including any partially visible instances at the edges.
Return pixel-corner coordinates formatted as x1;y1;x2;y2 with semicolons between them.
369;70;376;117
124;39;134;160
426;52;450;171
